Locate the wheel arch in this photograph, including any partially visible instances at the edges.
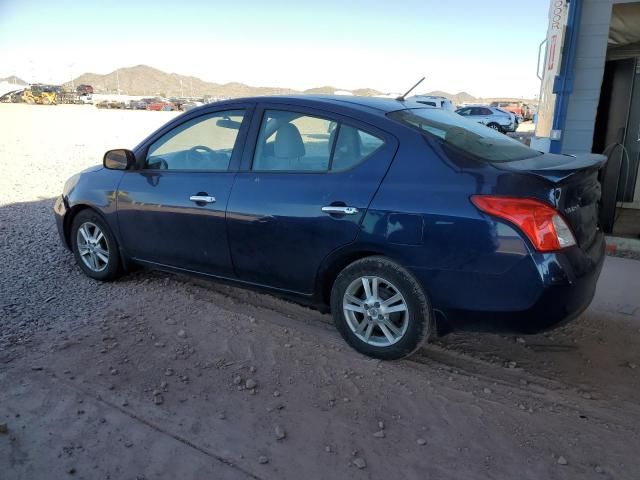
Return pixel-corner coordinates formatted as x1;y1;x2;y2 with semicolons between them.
63;204;129;269
486;122;503;132
63;204;94;248
316;247;387;308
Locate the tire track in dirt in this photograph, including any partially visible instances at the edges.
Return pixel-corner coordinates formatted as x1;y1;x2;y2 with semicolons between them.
145;270;640;436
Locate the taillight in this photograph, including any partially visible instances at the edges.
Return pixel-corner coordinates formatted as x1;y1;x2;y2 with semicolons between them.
470;195;576;252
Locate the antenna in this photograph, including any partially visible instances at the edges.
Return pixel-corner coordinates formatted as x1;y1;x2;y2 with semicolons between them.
396;76;425;101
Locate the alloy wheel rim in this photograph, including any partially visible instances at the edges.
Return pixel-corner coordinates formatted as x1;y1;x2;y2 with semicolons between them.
343;276;409;347
76;222;109;272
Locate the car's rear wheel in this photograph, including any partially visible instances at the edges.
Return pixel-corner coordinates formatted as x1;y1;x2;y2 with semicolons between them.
330;256;432;360
486;122;503;133
71;210;122;281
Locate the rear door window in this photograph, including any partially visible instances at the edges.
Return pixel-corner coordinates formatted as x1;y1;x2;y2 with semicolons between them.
253;111;332;171
252;109;384;172
331;125;385;171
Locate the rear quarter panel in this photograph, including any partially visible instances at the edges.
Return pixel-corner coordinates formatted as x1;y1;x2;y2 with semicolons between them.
357;131;543;312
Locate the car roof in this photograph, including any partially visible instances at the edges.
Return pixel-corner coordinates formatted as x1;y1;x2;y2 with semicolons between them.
211;94;426;116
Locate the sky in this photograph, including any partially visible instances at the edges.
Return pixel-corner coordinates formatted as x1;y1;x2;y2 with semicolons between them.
0;0;550;98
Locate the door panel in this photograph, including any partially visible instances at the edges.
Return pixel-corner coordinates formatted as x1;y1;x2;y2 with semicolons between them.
117;107;252;276
226;105;398;293
117;172;236;275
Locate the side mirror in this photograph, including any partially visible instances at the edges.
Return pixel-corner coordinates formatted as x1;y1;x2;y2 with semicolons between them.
103;149;135;170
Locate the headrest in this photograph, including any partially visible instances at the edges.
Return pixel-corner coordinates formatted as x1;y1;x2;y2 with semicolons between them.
274;123;305;158
334;126;361;158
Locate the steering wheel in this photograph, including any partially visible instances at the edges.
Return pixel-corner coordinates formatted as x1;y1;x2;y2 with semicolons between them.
187;145;216;162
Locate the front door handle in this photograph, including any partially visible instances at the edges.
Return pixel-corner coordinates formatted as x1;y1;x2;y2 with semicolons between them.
189;195;216;204
322;206;359;215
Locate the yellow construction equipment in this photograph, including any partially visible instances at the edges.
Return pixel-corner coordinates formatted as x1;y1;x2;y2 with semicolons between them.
21;85;58;105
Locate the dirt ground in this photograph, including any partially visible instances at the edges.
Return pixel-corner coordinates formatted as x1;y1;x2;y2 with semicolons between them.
1;104;640;480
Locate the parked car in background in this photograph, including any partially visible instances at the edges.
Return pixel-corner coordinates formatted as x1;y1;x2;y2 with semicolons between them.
181;101;204;112
78;94;93;105
490;101;523;117
407;95;455;111
455;105;517;133
54;95;605;360
521;103;536;121
76;84;94;96
168;97;188;110
0;89;23;103
127;100;149;110
147;100;175;111
95;100;125;109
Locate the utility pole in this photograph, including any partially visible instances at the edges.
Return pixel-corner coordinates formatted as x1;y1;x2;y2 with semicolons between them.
116;70;120;94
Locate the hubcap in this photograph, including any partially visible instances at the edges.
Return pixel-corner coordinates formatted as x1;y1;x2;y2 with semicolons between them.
343;276;409;347
76;222;109;272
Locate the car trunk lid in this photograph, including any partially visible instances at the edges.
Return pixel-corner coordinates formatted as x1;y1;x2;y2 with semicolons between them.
491;152;606;249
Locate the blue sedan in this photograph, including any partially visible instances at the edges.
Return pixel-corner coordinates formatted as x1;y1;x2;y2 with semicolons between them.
54;95;606;359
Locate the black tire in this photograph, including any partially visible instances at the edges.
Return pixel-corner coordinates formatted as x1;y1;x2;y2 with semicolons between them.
71;209;122;281
330;256;432;360
486;122;503;133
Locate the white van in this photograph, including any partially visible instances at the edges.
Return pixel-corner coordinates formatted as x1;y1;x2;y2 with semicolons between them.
408;95;455;111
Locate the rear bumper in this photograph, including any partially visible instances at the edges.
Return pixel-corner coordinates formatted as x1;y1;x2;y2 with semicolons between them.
54;195;71;250
414;232;606;333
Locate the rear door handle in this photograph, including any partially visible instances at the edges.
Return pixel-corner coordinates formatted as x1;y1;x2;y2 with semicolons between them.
189;195;216;204
322;206;359;215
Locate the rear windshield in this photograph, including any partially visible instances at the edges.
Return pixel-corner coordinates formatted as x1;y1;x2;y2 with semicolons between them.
388;108;541;162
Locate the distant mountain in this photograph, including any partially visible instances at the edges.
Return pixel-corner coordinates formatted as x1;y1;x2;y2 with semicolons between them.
64;65;383;98
303;86;342;95
55;65;534;103
0;76;27;85
352;88;385;97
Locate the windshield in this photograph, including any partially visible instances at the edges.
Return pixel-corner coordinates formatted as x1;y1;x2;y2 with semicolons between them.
389;108;541;162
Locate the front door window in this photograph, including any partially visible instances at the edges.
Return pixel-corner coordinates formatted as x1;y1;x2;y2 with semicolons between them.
146;110;245;171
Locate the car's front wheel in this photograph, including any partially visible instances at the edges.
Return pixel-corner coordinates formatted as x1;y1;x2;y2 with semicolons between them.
330;256;432;360
71;210;122;281
486;122;503;133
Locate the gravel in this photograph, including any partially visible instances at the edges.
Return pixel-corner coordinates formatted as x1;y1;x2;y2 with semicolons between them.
352;458;367;469
2;104;640;479
274;425;286;440
0;104;178;350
